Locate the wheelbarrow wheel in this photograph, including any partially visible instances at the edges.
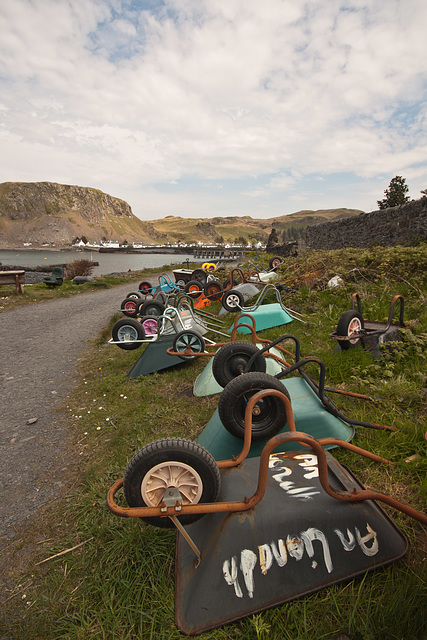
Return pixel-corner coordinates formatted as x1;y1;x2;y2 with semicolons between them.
138;299;166;317
222;289;244;312
191;269;208;284
141;317;158;336
139;281;152;294
173;330;206;360
185;279;204;297
126;291;144;300
120;297;139;318
212;341;266;388
204;280;223;301
112;318;146;350
269;256;283;269
336;310;364;350
218;372;290;441
123;437;221;528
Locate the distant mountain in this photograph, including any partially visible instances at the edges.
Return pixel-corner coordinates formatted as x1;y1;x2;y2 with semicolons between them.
0;181;363;246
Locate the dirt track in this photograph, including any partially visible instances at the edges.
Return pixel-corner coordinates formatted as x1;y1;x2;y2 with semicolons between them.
0;281;145;597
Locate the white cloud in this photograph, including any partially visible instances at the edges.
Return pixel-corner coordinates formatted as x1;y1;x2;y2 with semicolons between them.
0;0;426;218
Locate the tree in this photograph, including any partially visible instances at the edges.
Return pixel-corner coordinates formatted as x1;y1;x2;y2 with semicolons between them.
377;176;411;210
420;189;427;198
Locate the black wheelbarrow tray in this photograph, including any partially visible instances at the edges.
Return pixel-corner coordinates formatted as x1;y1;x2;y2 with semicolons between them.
107;391;427;636
330;293;406;357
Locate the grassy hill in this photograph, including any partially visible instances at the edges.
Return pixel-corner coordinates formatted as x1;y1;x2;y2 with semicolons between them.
0;181;362;246
142;208;363;245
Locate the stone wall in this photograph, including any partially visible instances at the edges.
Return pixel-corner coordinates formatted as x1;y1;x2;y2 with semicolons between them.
305;198;427;250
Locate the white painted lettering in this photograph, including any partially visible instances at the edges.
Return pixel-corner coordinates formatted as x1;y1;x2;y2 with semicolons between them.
258;544;273;575
300;527;333;573
222;556;243;598
240;549;257;598
286;535;304;560
356;524;378;557
334;528;356;551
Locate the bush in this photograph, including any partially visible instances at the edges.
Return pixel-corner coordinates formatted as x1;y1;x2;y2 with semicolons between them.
65;259;94;280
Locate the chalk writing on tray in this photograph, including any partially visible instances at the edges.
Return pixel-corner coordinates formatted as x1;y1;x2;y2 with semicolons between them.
222;453;379;599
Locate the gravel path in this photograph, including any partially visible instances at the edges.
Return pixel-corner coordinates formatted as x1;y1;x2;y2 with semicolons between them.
0;281;147;596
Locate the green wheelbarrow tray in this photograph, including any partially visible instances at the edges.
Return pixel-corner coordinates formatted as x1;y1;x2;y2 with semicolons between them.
175;449;408;635
227;302;294;334
196;376;355;458
193;343;286;397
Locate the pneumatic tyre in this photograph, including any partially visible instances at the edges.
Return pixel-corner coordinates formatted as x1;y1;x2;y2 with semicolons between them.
123;437;221;528
185;280;204;297
120;297;139;318
336;310;364;350
269;256;283;269
212;341;266;388
221;289;244;312
218;372;290;441
138;299;166;317
204;280;223;301
173;330;206;360
111;318;145;350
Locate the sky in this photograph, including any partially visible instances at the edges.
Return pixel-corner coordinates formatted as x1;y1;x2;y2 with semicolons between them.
1;0;427;221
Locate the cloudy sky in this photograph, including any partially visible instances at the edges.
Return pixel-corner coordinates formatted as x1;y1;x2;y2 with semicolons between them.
1;0;426;220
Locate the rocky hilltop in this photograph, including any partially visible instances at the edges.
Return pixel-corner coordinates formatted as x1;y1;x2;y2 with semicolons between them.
0;181;363;247
0;182;154;246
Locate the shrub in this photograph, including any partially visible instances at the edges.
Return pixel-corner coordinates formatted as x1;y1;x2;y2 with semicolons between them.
65;259;94;280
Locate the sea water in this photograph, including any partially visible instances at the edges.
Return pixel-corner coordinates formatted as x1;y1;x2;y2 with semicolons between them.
0;249;196;276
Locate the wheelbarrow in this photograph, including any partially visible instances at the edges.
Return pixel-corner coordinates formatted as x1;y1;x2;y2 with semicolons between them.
107;390;426;635
330;293;406;358
220;283;303;332
109;300;223;376
196;333;398;461
132;273;186;299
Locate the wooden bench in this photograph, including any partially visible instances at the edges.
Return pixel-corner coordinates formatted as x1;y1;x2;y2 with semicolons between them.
0;270;26;294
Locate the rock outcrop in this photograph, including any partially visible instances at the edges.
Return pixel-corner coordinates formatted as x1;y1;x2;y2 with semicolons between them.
0;182;153;245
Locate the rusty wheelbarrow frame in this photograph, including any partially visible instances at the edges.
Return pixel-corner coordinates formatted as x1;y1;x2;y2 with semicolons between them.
330;293;406;356
165;312;283;361
107;389;427;561
214;331;398;432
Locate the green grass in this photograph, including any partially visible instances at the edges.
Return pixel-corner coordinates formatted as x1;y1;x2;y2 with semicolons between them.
1;246;426;639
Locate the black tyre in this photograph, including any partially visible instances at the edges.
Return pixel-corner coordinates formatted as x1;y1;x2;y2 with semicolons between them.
120;297;139;318
221;289;244;312
185;279;204;297
112;318;145;350
269;256;283;269
212;341;266;388
139;281;152;294
336;310;364;350
173;330;206;360
123;437;221;528
191;269;208;284
126;291;144;300
218;372;290;441
204;280;223;301
138;299;166;317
